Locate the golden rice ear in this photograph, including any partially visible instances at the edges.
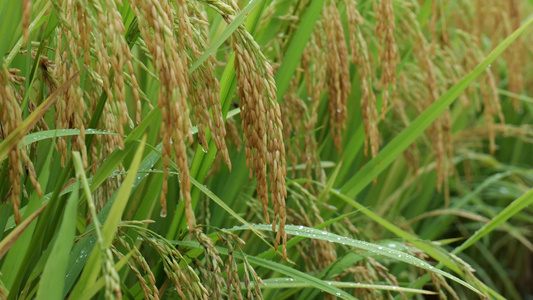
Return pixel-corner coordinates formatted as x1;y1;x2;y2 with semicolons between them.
302;32;327;185
375;0;398;119
201;0;288;259
504;0;524;109
324;1;350;155
130;0;195;228
401;6;452;201
187;3;231;170
50;0;141;198
485;69;505;155
0;67;22;225
22;0;31;46
346;2;379;159
52;2;84;168
195;229;225;298
136;230;208;298
0;68;44;218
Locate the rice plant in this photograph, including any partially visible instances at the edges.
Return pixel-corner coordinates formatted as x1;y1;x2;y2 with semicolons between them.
1;0;532;299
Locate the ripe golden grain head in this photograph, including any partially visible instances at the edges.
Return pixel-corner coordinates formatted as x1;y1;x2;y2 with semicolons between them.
22;0;31;46
347;5;379;158
187;4;231;170
202;0;288;257
130;0;196;228
301;33;327;184
375;0;398;119
0;67;23;224
116;238;160;299
324;1;350;155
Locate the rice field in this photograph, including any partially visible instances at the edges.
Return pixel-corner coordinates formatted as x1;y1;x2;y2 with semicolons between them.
1;0;533;299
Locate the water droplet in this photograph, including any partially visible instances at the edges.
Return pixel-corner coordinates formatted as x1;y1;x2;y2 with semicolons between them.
160;209;167;218
201;147;208;153
378;246;383;250
336;109;341;113
307;97;312;101
298;226;304;230
398;254;402;258
388;243;396;248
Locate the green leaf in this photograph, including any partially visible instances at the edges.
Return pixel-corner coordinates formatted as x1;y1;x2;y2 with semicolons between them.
36;185;78;300
4;1;54;66
0;1;22;65
260;278;436;295
23;129;117;146
330;189;464;275
77;251;135;300
453;187;533;255
229;224;482;295
190;176;271;245
0;203;47;260
68;135;147;298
